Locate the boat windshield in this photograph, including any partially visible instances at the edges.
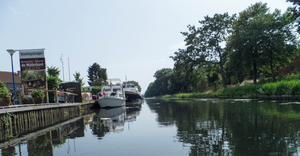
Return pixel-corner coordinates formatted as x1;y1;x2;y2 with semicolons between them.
123;84;135;88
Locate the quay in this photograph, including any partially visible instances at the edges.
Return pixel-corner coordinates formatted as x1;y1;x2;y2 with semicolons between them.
0;102;94;142
0;103;79;114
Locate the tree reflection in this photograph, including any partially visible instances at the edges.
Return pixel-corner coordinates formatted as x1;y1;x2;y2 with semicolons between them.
146;99;300;155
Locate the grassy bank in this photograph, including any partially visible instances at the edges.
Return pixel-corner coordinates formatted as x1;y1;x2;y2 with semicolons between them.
159;73;300;99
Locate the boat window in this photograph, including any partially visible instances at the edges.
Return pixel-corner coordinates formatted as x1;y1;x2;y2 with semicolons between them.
123;84;135;88
113;89;121;92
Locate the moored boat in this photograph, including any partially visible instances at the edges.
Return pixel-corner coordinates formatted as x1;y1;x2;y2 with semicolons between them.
96;78;125;108
123;83;143;103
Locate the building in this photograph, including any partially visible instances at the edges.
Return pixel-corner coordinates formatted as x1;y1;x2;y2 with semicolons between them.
0;71;22;91
278;56;300;75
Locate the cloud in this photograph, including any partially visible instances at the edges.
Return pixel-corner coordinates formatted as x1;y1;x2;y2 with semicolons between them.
169;41;186;50
8;7;30;16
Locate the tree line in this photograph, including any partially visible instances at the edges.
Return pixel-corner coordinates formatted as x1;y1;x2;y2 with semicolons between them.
145;1;300;97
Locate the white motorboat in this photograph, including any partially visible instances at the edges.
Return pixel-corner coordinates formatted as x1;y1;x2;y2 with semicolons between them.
96;78;126;108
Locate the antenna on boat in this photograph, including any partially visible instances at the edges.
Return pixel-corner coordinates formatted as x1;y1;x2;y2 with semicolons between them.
68;57;71;81
125;75;127;88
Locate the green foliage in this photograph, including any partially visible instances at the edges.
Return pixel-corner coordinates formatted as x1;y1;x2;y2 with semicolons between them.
31;89;45;99
47;66;60;77
150;3;300;97
230;2;299;83
261;80;300;95
0;81;11;98
73;71;85;89
87;63;107;86
0;81;5;88
278;73;300;81
47;66;62;103
145;68;173;97
91;86;102;95
172;13;236;88
2;112;16;140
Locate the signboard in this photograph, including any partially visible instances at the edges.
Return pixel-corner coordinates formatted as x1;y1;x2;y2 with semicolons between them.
19;49;47;99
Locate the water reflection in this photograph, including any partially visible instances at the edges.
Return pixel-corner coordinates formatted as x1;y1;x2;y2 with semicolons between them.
0;115;87;156
146;98;300;155
0;103;145;156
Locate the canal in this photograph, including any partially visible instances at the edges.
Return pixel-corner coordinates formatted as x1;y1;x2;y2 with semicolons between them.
1;98;300;155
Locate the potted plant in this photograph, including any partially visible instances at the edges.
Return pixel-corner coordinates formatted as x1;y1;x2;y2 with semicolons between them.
0;85;11;106
31;89;45;104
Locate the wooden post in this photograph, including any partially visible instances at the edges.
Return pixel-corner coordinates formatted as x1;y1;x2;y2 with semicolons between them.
55;89;59;104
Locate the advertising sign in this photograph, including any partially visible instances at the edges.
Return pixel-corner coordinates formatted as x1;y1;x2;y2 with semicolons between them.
19;49;47;99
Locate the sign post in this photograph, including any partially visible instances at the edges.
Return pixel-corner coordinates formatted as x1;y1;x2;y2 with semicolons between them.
18;49;47;103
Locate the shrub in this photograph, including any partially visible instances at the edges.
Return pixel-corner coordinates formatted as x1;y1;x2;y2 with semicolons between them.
0;87;11;98
261;80;300;95
0;81;5;88
31;89;45;99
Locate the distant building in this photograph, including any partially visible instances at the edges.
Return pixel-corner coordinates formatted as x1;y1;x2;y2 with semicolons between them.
278;56;300;75
0;71;22;91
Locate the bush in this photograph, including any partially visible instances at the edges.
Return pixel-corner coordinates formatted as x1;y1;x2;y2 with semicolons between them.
0;86;11;98
31;89;45;99
91;86;102;95
261;80;300;95
0;81;5;88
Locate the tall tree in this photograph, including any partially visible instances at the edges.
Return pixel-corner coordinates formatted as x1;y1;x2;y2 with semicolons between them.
231;3;270;84
231;2;299;83
73;71;85;89
87;63;107;86
174;12;236;88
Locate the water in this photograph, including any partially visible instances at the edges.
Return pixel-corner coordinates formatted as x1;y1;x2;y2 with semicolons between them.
2;98;300;155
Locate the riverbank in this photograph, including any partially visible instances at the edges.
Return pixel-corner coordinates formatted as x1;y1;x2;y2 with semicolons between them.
152;74;300;100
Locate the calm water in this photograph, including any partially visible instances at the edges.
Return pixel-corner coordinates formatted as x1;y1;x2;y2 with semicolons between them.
2;98;300;156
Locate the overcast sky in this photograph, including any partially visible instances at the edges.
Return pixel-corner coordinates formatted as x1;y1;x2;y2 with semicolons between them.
0;0;293;93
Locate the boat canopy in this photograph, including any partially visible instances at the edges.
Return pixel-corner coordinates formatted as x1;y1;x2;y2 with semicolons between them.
106;78;121;82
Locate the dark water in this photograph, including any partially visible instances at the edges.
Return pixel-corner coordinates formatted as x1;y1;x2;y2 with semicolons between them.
2;99;300;156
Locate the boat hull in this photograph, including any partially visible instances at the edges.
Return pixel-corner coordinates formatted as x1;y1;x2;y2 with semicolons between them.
97;97;125;108
125;91;142;102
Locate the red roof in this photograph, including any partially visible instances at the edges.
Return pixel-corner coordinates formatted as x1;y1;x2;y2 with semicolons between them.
0;71;21;83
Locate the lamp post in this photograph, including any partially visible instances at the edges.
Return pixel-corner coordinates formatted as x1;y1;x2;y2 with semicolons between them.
7;49;17;105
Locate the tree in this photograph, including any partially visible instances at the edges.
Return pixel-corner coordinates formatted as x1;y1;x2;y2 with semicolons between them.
174;12;236;88
47;66;60;77
144;68;173;97
287;0;300;32
73;71;85;90
230;2;299;83
47;66;62;103
87;63;107;86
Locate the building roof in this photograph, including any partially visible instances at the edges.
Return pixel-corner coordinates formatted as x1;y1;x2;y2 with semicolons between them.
0;71;21;83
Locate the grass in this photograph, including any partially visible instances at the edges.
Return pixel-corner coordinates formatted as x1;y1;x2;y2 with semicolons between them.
159;73;300;99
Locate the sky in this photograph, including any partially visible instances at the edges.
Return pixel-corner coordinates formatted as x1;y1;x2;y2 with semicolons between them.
0;0;294;93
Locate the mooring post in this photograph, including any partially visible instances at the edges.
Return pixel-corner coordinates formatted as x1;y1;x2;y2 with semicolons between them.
55;89;58;103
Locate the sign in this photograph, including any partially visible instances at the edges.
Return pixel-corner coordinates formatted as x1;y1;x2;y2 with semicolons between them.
20;58;46;70
19;49;47;98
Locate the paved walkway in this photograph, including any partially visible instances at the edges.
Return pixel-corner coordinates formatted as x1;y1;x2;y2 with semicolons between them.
0;103;79;114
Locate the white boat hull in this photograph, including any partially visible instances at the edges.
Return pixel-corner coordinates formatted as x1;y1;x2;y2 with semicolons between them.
99;106;126;118
97;96;125;108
